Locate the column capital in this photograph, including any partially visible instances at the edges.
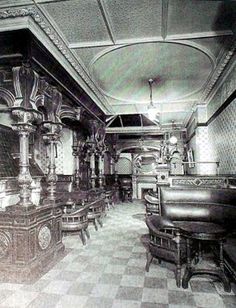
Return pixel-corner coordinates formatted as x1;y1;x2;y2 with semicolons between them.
12;107;42;125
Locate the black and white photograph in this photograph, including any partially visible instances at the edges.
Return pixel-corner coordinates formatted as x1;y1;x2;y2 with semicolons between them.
0;0;235;307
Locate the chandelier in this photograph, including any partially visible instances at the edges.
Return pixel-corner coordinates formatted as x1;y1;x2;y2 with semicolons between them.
147;78;160;124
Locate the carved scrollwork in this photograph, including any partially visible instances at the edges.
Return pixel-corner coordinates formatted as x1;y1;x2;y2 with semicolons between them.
0;231;10;259
38;225;51;250
12;108;41;127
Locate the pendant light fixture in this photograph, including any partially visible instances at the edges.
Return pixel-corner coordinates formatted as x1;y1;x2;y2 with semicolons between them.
147;78;160;124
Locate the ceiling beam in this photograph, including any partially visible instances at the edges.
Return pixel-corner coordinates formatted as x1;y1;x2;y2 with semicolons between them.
139;114;143;128
106;125;184;134
119;115;124;127
161;0;169;40
97;0;115;44
106;115;117;127
69;30;233;49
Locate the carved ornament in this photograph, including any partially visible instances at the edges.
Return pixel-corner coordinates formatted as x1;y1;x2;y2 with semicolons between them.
201;41;236;102
38;225;51;250
41;121;63;141
12;64;40;110
12;107;42;125
0;6;107;111
0;231;10;259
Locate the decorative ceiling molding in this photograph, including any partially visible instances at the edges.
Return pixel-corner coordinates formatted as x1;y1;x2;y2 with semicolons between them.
69;31;233;49
0;5;111;115
166;30;233;41
206;53;236;106
89;41;214;105
200;40;236;103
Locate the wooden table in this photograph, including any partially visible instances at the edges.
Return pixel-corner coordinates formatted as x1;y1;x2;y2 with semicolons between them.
175;221;231;292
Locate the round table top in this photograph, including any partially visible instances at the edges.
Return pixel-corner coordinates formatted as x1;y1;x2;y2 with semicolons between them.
174;221;227;241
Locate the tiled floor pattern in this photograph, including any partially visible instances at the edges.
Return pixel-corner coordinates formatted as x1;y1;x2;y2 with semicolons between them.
0;201;235;308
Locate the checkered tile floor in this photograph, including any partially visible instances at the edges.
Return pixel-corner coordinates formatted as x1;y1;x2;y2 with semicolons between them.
0;201;235;307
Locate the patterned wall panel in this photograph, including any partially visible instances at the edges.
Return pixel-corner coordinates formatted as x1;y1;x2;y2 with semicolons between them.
208;99;236;175
208;64;236;119
196;127;217;175
55;142;64;174
36;136;47;174
187;127;218;175
187;134;197;175
117;157;132;174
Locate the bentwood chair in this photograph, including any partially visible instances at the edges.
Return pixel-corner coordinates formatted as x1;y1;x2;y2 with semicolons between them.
144;193;160;216
62;204;90;245
146;215;186;287
88;197;106;230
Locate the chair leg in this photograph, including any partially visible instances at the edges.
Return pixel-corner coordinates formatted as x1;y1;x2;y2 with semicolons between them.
176;232;181;288
176;264;181;288
97;217;103;227
79;230;86;245
85;228;90;239
145;251;153;272
93;219;98;231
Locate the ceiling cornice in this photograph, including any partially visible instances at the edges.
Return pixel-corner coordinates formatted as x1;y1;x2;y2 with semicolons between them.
0;5;112;115
200;39;236;103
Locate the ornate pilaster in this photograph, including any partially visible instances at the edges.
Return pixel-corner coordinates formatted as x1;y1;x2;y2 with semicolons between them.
12;108;41;207
42;121;62;203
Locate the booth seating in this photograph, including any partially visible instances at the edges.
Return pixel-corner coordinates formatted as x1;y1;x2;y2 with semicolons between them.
146;187;236;287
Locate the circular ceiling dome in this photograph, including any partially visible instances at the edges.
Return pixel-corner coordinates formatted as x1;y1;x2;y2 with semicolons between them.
90;42;213;103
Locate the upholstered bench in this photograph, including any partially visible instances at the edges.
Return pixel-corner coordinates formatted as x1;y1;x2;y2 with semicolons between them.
160;187;236;281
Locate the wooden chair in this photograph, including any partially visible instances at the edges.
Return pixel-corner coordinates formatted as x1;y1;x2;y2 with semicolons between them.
62;204;90;245
144;193;160;216
146;215;186;287
119;177;132;202
88;197;106;230
105;190;115;210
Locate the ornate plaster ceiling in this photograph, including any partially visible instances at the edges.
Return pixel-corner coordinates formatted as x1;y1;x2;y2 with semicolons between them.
0;0;235;130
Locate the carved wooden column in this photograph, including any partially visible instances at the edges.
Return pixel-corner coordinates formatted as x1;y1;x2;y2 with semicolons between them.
12;109;41;207
42;121;62;203
110;156;115;175
114;154;119;185
90;150;97;189
72;147;80;188
98;152;105;188
72;131;85;189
